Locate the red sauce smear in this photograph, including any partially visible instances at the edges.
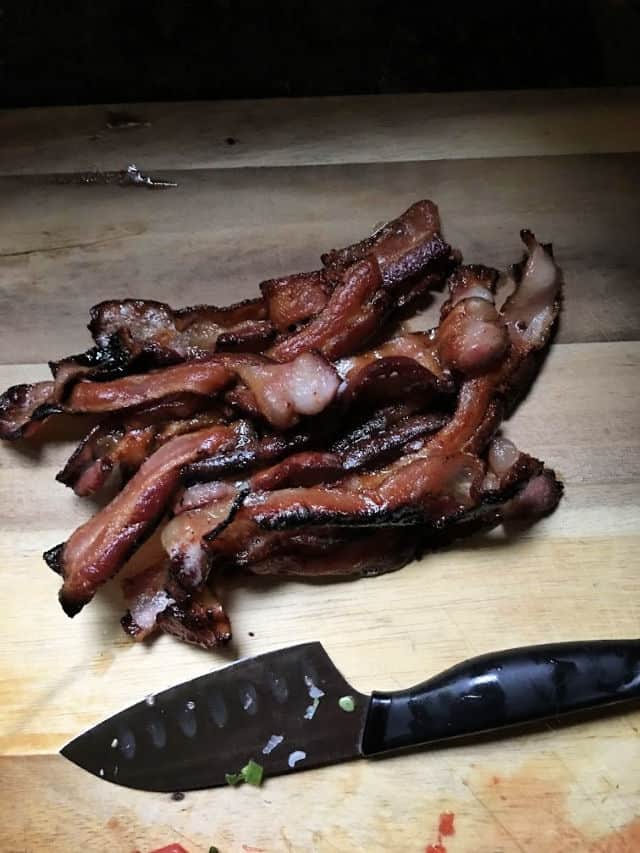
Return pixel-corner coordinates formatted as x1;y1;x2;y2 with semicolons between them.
439;811;456;837
149;845;190;853
425;811;456;853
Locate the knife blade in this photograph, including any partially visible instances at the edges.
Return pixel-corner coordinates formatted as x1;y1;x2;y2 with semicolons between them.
61;639;640;792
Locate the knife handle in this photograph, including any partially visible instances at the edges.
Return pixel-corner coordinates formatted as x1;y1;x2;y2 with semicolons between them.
361;640;640;755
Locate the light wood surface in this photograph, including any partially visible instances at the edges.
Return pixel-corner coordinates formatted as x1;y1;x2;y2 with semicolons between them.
1;153;639;362
1;89;639;853
1;88;639;175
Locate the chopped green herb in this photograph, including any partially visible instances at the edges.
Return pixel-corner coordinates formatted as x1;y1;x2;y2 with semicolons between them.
224;759;264;788
209;847;219;853
338;695;356;713
242;759;264;786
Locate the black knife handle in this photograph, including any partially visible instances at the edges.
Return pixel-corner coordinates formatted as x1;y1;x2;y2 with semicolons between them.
361;640;640;755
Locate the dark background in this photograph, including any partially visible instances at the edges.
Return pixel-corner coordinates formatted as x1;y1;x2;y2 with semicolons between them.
1;0;639;108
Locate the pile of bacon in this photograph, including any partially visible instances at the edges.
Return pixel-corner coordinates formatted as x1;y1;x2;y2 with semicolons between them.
0;201;563;649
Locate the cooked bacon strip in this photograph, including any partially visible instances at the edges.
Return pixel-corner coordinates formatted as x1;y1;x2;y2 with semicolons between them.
47;423;241;616
30;352;339;431
482;436;542;495
432;235;563;448
226;346;447;429
121;560;231;647
174;411;448;581
223;383;262;418
336;331;449;385
404;246;560;463
66;360;233;413
173;479;237;514
243;452;486;529
321;200;451;291
438;297;509;376
329;402;419;453
217;354;343;428
48;344;129;390
267;258;390;362
89;297;273;361
227;437;555;574
70;426;157;497
251;468;562;579
210;444;559;581
58;397;226;496
179;408;448;520
250;451;344;491
0;296;273;442
246;526;419;578
182;428;314;485
1;362;231;437
157;586;232;648
260;270;332;331
437;266;509;377
161;483;242;589
336;411;450;472
235;352;340;429
0;296;274;441
0;338;135;441
166;452;345;590
501;468;563;520
121;561;175;640
501;230;562;355
0;355;124;442
425;378;502;457
0;380;56;440
339;356;440;411
228;370;542;536
0;298;273;442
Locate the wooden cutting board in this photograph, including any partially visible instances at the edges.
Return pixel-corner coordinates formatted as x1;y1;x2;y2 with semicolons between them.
1;89;639;853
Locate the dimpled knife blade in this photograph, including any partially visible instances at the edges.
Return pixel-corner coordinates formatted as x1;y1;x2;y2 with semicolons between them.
61;638;640;791
60;642;369;791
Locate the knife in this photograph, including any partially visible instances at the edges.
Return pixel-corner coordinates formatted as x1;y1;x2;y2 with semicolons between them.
61;639;640;791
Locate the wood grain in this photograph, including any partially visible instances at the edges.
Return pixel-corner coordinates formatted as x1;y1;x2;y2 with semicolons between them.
2;735;640;853
1;92;639;852
1;88;639;176
1;153;639;365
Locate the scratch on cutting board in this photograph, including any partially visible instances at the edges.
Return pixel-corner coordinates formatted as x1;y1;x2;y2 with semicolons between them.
463;780;527;853
279;827;294;852
0;229;146;258
168;825;199;850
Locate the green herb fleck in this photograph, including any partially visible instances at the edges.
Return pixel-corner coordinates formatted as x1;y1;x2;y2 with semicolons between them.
209;847;219;853
338;695;356;713
225;759;264;788
242;759;264;786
